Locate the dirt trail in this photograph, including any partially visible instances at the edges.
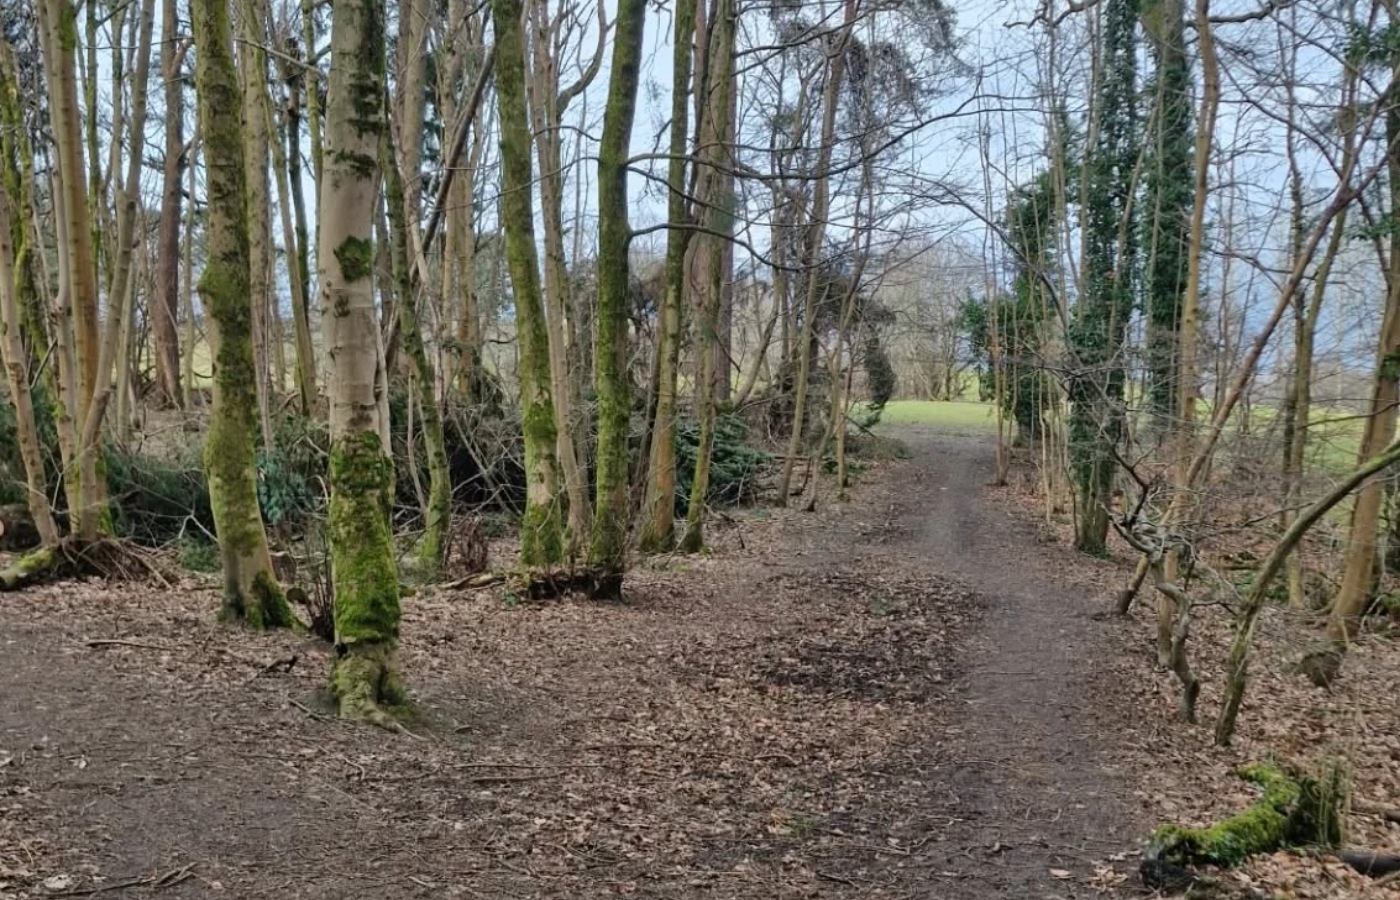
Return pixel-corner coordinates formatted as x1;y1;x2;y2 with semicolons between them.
0;425;1138;899
878;426;1135;896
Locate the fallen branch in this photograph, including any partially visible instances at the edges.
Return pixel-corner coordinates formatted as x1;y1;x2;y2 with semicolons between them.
0;538;172;592
1336;849;1400;878
54;863;196;896
85;638;179;653
243;655;299;684
1142;762;1344;890
441;571;504;591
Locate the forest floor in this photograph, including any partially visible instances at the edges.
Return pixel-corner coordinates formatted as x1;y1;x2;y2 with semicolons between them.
1;425;1397;899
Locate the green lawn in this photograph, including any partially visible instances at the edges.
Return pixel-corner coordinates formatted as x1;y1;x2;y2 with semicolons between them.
869;398;1375;474
874;400;1000;435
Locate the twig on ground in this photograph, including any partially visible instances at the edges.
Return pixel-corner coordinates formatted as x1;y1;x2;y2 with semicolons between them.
54;863;196;897
84;638;178;653
243;655;299;684
289;698;331;721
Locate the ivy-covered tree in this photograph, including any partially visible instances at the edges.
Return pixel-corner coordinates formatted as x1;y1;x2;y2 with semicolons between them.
1141;0;1193;429
1069;0;1140;553
965;171;1061;445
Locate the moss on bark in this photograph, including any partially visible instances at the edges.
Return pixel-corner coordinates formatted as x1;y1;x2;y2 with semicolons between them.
328;431;400;646
491;0;565;569
587;0;648;592
192;0;288;629
332;640;405;726
0;545;59;591
1146;763;1344;871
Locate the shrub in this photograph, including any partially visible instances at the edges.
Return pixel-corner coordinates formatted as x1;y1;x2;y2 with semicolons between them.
105;444;214;546
178;538;222;573
676;413;771;513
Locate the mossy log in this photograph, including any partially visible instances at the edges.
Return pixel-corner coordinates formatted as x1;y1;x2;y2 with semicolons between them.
0;544;60;590
0;537;163;591
1143;763;1345;890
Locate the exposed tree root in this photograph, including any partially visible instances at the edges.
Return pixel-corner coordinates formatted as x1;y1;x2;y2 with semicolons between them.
509;566;625;601
0;537;170;591
331;642;416;735
1142;763;1346;892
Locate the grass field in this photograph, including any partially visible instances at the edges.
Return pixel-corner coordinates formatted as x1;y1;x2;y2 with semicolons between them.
867;398;1377;476
874;400;1000;435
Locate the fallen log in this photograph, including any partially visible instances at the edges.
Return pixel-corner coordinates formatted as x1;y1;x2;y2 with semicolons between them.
1142;763;1345;890
0;544;61;591
1336;849;1400;878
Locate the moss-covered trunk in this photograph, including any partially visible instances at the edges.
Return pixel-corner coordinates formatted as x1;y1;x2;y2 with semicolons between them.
1145;763;1343;882
190;0;293;629
588;0;648;595
637;0;695;554
318;0;402;722
490;0;564;568
0;58;60;548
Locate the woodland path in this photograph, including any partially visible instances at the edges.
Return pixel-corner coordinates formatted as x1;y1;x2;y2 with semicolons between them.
0;424;1140;899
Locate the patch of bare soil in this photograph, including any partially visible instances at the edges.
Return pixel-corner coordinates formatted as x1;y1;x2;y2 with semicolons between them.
1;427;1144;899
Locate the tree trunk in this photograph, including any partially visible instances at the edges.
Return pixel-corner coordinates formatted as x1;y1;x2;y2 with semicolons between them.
637;0;695;554
39;0;105;539
382;106;452;581
491;0;565;569
1303;74;1400;687
1069;0;1139;555
268;41;317;415
586;0;647;596
1155;0;1217;667
776;1;856;506
1141;0;1192;431
153;0;185;409
319;0;403;723
182;133;200;410
528;0;602;553
240;0;276;451
682;0;738;551
0;108;61;547
190;0;294;628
